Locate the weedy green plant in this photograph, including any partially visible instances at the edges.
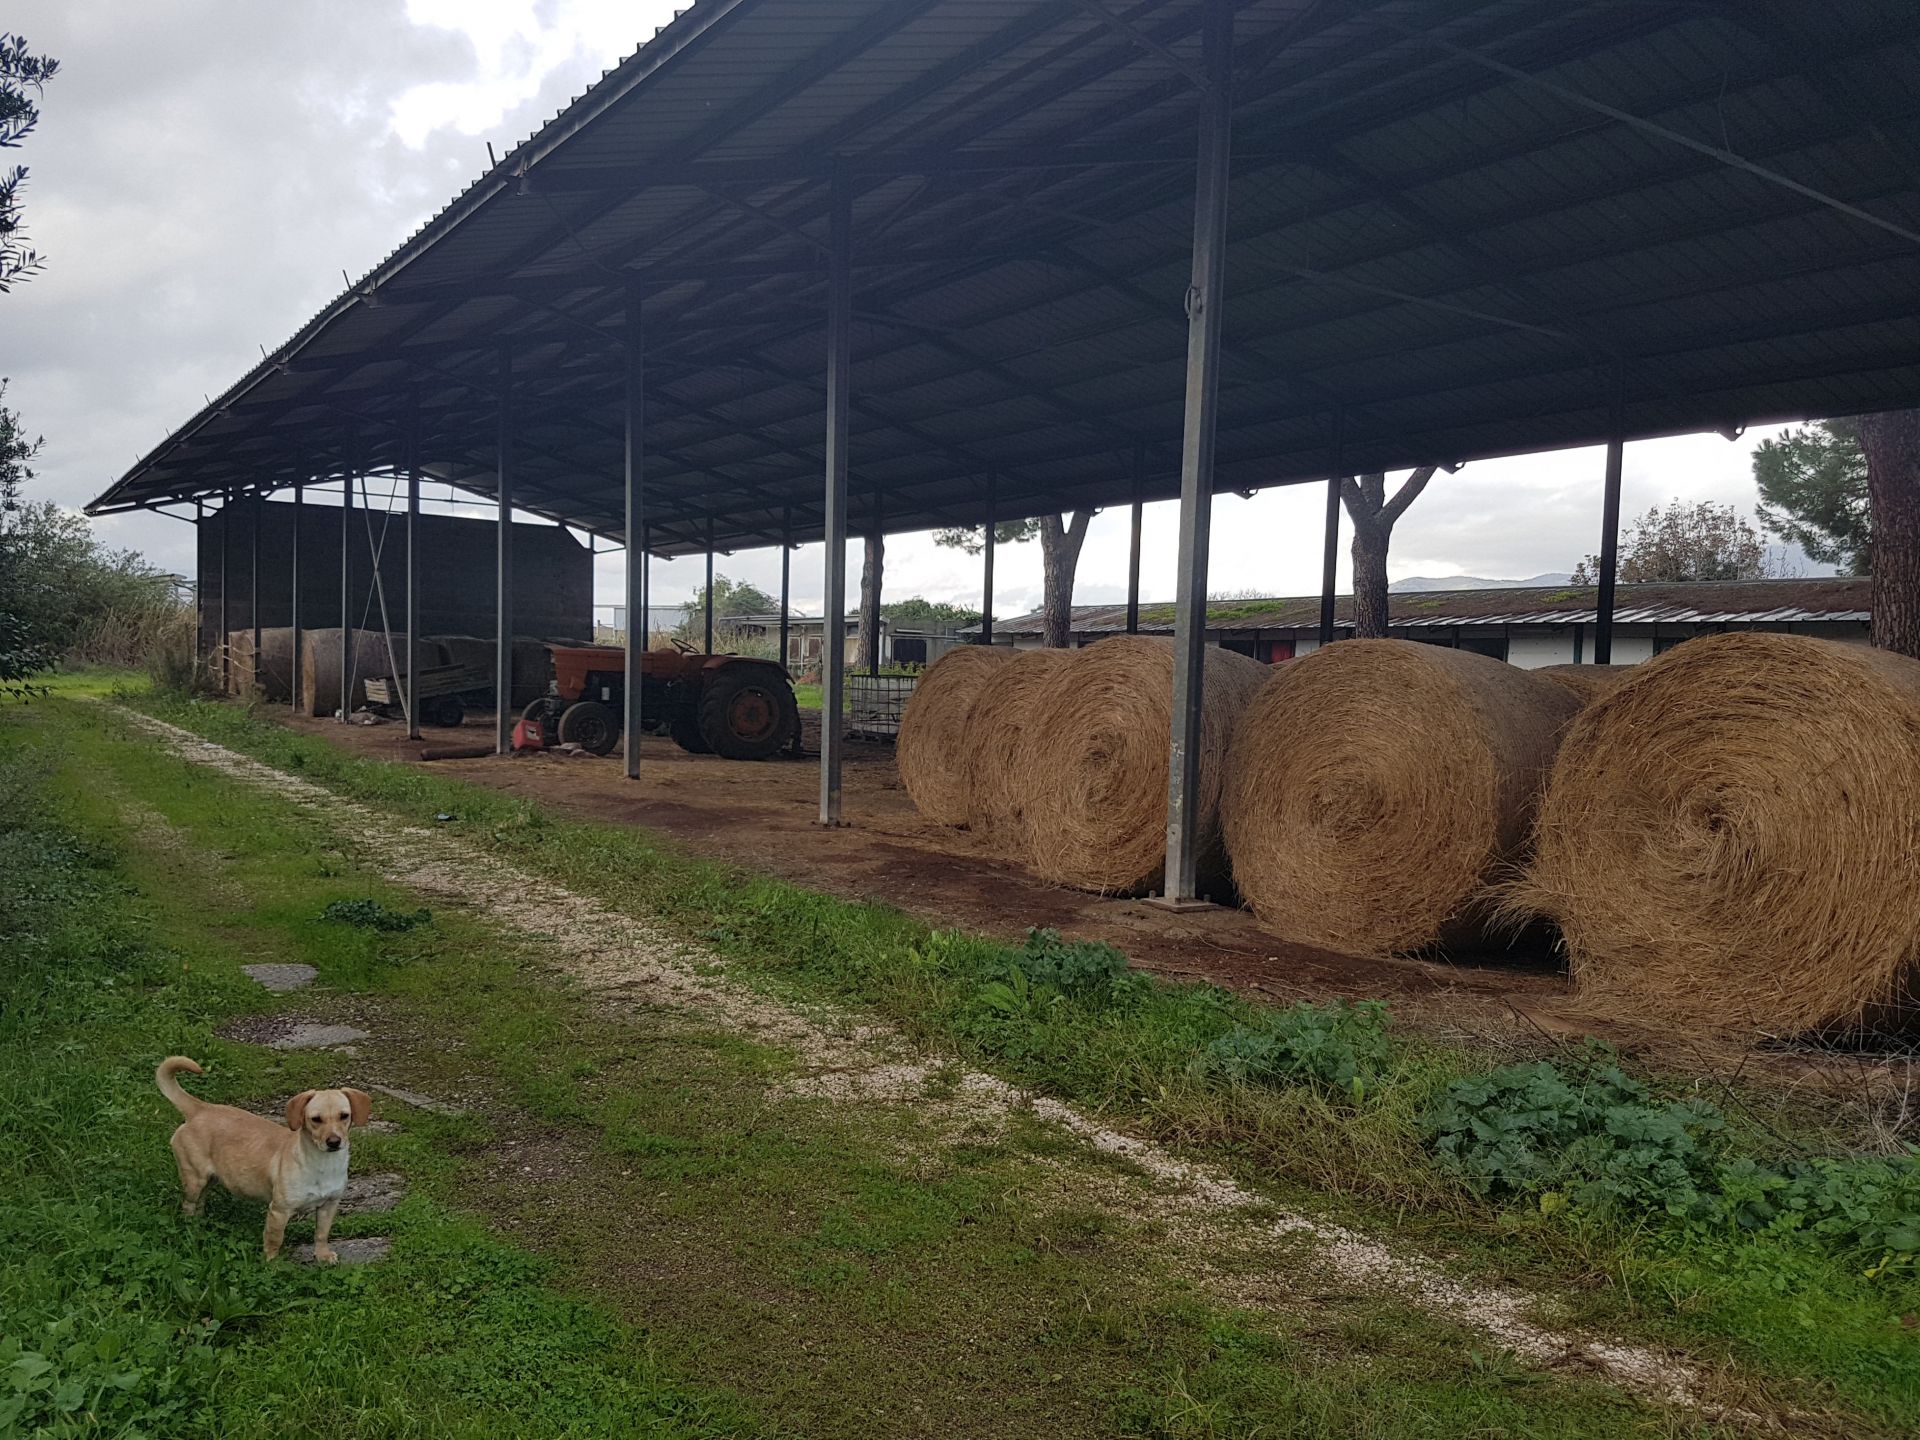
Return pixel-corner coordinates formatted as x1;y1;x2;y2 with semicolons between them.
1430;1042;1920;1273
319;898;432;932
1195;1000;1393;1101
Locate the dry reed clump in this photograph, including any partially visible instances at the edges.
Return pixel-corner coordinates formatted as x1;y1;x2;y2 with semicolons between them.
897;645;1016;825
1511;632;1920;1037
963;647;1075;853
1532;663;1634;705
1022;636;1269;895
1222;640;1582;956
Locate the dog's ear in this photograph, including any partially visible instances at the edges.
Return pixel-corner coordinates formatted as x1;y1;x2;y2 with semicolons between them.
284;1090;317;1132
343;1089;373;1127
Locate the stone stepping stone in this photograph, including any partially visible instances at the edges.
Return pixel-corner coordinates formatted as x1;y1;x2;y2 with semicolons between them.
340;1172;406;1214
367;1082;464;1115
242;963;318;993
268;1022;370;1051
294;1236;391;1266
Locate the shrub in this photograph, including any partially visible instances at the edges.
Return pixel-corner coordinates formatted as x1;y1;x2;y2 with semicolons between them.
319;898;431;932
1194;1000;1392;1100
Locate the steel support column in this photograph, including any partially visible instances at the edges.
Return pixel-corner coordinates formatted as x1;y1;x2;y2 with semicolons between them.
868;487;882;678
1127;444;1144;635
249;490;261;669
290;483;303;710
219;490;231;692
981;470;996;646
1161;0;1234;905
640;529;650;651
704;515;715;655
405;424;421;740
1318;479;1341;646
1594;373;1625;664
779;507;792;672
339;474;352;722
819;162;853;825
623;296;645;780
495;347;515;754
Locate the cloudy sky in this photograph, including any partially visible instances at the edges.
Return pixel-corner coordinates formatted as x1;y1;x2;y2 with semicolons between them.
7;2;1820;624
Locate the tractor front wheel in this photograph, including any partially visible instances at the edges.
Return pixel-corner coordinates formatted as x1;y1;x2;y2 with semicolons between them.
556;700;620;756
697;668;799;761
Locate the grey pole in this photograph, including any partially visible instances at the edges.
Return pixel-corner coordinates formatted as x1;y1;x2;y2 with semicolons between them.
704;515;715;654
1318;480;1341;646
249;490;261;672
981;470;996;646
290;482;303;711
868;486;882;677
779;506;792;673
405;421;421;740
819;160;853;825
1595;369;1625;664
623;293;645;780
339;470;353;722
1320;409;1346;648
219;490;231;693
496;345;515;753
1161;0;1234;906
640;527;649;653
1126;443;1144;635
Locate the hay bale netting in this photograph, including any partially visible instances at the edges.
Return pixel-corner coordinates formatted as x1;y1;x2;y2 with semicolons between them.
227;627;298;702
897;645;1016;825
298;629;423;717
1513;633;1920;1036
1532;663;1634;706
1222;640;1583;955
1022;636;1269;895
964;647;1075;850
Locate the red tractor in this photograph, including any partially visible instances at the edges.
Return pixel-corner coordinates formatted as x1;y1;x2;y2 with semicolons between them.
520;642;799;761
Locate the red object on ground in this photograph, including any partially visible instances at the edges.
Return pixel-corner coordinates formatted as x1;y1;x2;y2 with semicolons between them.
512;711;548;751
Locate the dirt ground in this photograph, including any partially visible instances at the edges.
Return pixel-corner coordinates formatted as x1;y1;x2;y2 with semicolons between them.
285;709;1582;1032
267;702;1915;1101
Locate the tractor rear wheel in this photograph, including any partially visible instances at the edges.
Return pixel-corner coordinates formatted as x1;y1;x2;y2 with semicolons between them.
556;700;620;756
697;667;798;761
668;704;711;755
424;695;466;727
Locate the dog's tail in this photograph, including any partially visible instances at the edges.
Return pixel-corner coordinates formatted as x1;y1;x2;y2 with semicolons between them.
155;1056;206;1118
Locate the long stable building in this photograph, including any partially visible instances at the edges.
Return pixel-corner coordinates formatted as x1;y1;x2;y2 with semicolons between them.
974;576;1876;663
88;0;1920;902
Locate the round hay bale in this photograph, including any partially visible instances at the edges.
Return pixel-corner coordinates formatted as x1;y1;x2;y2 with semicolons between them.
897;645;1016;825
297;629;430;716
964;647;1075;851
1512;633;1920;1036
1023;636;1269;895
230;627;298;702
1532;663;1633;705
1222;640;1582;955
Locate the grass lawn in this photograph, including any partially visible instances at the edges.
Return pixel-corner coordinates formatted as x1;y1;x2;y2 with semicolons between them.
5;684;1918;1435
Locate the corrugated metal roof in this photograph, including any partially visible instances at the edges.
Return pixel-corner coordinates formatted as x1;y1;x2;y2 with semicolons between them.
973;577;1875;634
87;1;1920;558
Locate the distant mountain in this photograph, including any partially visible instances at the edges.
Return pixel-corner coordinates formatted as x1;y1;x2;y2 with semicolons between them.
1389;572;1574;593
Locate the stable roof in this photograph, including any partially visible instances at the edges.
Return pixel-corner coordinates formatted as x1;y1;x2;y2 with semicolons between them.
89;1;1920;558
977;575;1876;635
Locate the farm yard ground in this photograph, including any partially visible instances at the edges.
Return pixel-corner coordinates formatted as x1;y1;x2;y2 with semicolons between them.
7;678;1920;1437
287;705;1571;1028
276;702;1901;1086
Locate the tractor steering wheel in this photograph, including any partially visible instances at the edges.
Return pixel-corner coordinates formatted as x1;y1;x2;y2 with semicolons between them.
672;637;698;655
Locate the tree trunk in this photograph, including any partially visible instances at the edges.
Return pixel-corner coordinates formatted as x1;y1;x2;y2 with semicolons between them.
1339;467;1436;642
1859;409;1920;658
1349;514;1389;640
855;531;884;671
1040;511;1093;649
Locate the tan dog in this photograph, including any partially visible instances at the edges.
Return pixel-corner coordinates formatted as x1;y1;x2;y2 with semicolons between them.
156;1056;371;1262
